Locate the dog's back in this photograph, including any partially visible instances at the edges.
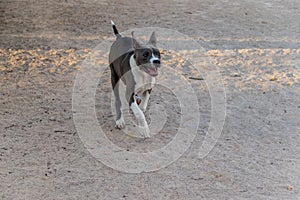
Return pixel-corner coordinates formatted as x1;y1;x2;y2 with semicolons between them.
109;36;136;84
109;37;134;66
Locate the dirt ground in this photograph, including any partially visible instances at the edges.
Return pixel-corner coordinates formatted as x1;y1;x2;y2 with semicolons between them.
1;0;300;199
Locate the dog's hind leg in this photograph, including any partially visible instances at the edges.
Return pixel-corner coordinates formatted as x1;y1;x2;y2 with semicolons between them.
110;64;125;129
139;89;151;112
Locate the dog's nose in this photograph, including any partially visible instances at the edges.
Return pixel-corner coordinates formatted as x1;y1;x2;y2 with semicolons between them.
153;60;160;64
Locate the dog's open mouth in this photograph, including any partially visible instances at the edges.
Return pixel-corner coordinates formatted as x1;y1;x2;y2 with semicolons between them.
143;64;159;77
147;66;158;76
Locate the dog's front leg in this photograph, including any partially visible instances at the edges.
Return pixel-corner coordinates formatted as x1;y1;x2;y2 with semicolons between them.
127;92;150;138
130;100;151;138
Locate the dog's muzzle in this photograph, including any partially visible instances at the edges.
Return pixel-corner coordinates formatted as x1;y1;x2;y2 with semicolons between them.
149;60;160;76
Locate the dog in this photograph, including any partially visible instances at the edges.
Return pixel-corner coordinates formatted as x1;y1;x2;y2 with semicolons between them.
108;21;161;138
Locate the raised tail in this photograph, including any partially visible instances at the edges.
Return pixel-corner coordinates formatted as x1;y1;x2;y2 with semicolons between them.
111;20;121;38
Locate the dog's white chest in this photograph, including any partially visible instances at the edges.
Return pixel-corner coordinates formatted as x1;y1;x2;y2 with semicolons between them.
130;56;156;94
132;68;155;93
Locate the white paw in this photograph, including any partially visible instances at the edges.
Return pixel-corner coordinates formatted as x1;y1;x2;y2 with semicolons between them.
138;125;151;138
140;106;147;113
139;101;148;112
115;117;125;129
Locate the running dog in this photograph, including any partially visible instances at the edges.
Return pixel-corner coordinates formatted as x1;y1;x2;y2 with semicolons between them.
109;21;161;137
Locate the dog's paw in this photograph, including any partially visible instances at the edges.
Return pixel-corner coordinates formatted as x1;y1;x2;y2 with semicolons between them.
115;117;125;129
139;100;148;112
138;125;151;138
140;104;148;113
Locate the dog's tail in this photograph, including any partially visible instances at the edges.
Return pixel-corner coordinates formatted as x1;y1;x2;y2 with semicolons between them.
111;20;121;38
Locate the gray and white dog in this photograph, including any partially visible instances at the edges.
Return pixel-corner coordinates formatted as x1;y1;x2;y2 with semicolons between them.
109;21;161;138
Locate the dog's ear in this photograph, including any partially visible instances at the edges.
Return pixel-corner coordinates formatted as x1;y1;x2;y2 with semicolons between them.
131;31;141;50
148;31;157;47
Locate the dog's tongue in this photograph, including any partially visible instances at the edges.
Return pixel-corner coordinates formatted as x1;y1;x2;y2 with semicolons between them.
147;66;158;76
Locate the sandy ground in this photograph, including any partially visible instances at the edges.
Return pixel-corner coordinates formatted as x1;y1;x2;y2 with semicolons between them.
1;0;300;199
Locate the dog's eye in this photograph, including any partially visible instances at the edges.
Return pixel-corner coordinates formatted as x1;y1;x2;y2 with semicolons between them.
153;50;161;58
156;52;161;58
143;51;150;58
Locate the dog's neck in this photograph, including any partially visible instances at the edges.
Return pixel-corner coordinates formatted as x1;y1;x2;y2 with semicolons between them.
129;54;148;74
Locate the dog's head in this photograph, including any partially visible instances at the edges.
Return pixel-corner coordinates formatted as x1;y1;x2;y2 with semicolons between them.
132;32;161;77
